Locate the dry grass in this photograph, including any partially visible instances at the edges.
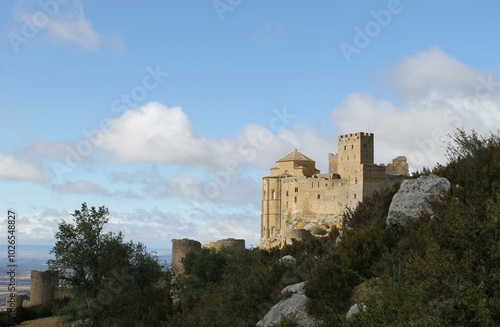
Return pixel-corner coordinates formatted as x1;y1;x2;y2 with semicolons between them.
17;316;60;327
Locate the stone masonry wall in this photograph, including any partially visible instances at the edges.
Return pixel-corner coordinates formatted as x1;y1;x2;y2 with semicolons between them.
171;239;201;273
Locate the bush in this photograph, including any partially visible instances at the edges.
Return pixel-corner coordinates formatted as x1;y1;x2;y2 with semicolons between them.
269;312;299;327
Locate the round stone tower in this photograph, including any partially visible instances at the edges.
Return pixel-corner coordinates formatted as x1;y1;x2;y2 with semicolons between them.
171;239;201;273
30;270;59;306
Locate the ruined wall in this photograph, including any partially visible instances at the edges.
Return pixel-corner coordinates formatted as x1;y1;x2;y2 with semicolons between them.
30;270;59;306
282;229;313;245
171;239;201;273
328;153;338;175
15;294;29;308
204;238;245;251
386;156;409;176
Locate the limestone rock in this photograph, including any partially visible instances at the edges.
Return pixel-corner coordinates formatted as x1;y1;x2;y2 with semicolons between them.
279;255;296;264
256;282;316;327
387;174;450;226
346;303;367;319
281;281;305;294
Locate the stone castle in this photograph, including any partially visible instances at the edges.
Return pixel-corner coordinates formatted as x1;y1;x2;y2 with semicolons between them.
260;132;409;247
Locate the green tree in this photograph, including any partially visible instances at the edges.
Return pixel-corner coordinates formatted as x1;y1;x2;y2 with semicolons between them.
48;203;166;327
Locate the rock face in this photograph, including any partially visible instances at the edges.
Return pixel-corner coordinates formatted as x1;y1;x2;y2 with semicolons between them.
256;282;316;327
279;255;296;264
346;303;367;319
387;174;451;226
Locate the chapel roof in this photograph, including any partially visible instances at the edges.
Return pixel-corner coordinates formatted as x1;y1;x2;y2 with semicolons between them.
277;149;314;162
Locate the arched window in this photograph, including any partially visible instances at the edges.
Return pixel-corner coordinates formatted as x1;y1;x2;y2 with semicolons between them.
272;190;277;200
294;197;297;203
354;194;357;199
317;194;320;200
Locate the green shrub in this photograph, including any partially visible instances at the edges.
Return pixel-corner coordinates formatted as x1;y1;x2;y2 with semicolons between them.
269;312;299;327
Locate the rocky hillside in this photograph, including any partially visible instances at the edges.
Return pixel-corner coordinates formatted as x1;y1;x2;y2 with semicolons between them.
137;130;500;327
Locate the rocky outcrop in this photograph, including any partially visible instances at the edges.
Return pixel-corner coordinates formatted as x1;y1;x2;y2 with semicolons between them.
256;282;316;327
387;174;451;226
346;303;367;319
260;214;343;249
279;255;296;264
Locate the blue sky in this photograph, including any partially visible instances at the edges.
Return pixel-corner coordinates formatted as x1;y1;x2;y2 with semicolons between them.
1;0;500;249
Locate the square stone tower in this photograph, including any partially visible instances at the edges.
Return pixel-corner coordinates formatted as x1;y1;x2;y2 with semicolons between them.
336;132;374;181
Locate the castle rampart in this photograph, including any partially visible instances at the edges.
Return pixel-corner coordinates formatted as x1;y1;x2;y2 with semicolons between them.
203;238;245;251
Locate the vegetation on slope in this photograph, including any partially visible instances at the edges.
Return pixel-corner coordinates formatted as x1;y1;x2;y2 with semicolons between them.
34;129;500;326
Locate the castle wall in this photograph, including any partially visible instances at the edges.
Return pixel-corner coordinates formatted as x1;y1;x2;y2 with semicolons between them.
362;163;407;198
15;294;29;308
204;238;245;251
30;270;59;306
386;156;409;175
280;174;366;219
171;239;201;273
328;153;338;174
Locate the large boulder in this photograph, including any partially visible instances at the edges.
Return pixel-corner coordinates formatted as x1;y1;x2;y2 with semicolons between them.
256;282;316;327
387;174;450;226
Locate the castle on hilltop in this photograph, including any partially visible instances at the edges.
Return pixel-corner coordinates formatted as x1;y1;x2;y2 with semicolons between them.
261;132;409;245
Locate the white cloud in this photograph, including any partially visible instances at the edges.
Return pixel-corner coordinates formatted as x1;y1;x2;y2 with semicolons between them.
51;180;109;195
98;102;333;172
332;47;500;171
1;210;61;242
389;47;479;102
108;206;260;248
10;0;123;52
0;152;43;182
40;1;100;51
